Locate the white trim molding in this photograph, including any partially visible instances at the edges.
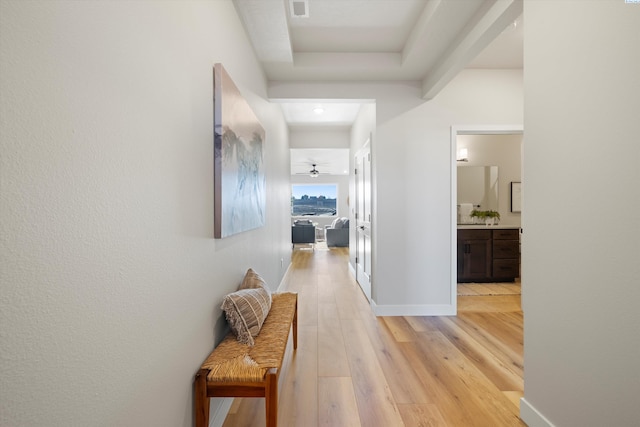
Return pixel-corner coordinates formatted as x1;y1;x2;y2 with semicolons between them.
210;398;233;427
371;301;455;316
450;124;524;316
520;398;556;427
348;261;357;279
276;262;293;293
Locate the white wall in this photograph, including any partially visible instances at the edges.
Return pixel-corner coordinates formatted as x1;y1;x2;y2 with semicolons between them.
457;134;522;227
521;2;640;426
290;127;350;148
375;70;523;313
0;2;290;426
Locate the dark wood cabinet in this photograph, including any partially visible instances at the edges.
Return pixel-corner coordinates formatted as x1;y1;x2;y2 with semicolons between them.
457;229;491;281
457;228;520;282
491;228;520;281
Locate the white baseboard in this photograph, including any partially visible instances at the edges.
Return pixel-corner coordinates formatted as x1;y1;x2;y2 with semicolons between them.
520;397;556;427
348;261;356;279
276;262;292;292
371;301;455;316
209;398;233;427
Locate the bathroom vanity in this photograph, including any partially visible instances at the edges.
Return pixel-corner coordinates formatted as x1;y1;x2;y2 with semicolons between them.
457;226;520;282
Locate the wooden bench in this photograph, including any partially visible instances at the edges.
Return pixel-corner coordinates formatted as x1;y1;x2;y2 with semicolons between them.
195;292;298;427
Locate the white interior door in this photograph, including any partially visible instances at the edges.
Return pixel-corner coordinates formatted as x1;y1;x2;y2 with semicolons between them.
355;142;372;302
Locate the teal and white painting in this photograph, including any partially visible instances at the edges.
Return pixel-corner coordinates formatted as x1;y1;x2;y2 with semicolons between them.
213;64;265;238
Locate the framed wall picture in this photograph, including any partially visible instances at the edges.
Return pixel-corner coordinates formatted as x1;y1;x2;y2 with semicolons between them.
511;181;522;213
213;63;266;238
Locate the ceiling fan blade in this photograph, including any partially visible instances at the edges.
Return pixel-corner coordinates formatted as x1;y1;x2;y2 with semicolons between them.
292;163;331;176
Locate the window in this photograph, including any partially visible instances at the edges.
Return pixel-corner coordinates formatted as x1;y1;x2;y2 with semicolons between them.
291;184;337;216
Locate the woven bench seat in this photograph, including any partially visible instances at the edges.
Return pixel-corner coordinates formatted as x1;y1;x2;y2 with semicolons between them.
195;292;298;427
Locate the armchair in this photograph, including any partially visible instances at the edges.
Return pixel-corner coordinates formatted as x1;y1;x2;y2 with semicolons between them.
292;219;316;248
325;217;349;247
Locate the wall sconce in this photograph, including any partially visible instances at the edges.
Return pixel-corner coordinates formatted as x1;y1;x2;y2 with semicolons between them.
457;148;469;162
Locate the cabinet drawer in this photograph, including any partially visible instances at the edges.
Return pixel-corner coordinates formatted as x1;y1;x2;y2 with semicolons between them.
493;240;519;258
492;229;519;240
493;259;519;278
458;229;491;240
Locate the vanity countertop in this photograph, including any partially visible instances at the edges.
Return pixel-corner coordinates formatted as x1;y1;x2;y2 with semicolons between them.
457;224;521;230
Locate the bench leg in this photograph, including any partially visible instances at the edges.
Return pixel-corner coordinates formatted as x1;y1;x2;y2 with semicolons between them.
195;369;210;427
265;369;278;427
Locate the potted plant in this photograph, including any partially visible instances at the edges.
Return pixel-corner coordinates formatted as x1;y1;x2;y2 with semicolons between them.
470;209;485;224
485;210;500;225
470;210;500;225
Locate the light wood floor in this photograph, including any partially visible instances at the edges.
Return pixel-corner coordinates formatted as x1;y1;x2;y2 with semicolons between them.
457;283;521;296
223;247;524;427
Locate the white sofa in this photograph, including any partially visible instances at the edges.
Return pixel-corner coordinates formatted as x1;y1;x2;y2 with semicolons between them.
325;217;349;247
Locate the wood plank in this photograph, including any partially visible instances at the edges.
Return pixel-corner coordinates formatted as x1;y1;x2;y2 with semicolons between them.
397;403;448;427
458;284;481;295
316;273;335;303
318;303;350;377
427;316;523;391
361;316;434;405
341;319;404;426
318;377;361;427
495;283;521;295
404;315;433;332
398;339;477;426
277;325;318;426
458;312;524;362
222;397;264;427
414;332;525;426
406;315;449;333
448;314;524;382
458;283;521;296
458;294;521;312
296;279;318;327
334;282;362;320
503;391;523;410
382;315;418;342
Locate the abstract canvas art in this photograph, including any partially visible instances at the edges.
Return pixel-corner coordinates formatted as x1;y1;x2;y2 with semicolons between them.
213;63;265;238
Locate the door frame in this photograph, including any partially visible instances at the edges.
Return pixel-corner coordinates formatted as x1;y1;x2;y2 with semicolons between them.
450;125;523;312
354;138;372;302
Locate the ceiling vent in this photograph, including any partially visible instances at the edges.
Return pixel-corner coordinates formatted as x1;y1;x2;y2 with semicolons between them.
290;0;309;18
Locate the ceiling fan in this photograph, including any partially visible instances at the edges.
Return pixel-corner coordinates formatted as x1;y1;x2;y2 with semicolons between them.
296;163;326;178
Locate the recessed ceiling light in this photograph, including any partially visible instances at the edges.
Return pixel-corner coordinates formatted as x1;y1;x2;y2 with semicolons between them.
313;107;324;114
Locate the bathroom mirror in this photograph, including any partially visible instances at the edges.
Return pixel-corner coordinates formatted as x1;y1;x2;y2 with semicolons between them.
457;165;499;214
